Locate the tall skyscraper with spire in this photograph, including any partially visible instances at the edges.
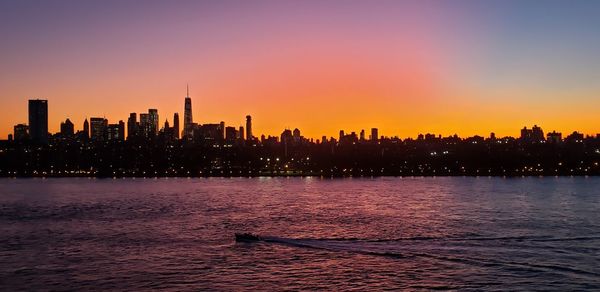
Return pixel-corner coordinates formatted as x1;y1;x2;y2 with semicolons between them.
183;84;193;138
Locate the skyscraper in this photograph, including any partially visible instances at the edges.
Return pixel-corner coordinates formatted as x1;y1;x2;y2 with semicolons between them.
173;113;180;139
90;118;107;141
107;121;125;141
60;118;74;137
238;126;244;140
140;113;150;138
183;85;193;138
219;121;225;141
28;99;48;144
83;119;89;139
371;128;379;141
127;113;138;140
148;109;159;136
225;126;237;142
246;115;252;141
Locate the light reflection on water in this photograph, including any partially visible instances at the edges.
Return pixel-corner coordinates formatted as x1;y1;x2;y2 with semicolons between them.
1;177;599;290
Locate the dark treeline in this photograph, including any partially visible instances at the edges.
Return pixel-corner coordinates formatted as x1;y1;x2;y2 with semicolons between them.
1;133;600;177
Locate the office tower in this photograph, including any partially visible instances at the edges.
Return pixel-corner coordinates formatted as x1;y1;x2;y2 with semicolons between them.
13;124;29;141
183;85;193;138
339;130;345;141
360;129;365;141
173;113;180;139
219;121;225;141
246;115;252;140
281;129;292;144
60;118;74;137
90;118;108;141
118;120;125;140
148;109;159;136
238;126;244;140
107;121;125;141
225;126;237;142
8;134;13;141
28;99;48;144
371;128;379;141
83;119;89;139
127;113;138;139
140;113;150;137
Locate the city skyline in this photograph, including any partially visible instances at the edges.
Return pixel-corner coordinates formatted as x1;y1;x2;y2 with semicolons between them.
2;1;600;139
0;91;600;143
4;94;599;143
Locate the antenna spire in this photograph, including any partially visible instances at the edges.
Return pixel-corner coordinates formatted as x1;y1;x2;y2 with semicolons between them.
186;84;189;97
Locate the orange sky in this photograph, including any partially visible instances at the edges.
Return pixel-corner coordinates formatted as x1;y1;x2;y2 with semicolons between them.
1;1;599;139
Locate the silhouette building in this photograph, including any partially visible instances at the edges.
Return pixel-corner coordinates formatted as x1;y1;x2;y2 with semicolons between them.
173;113;180;140
28;99;48;144
83;119;90;139
60;118;74;137
547;131;562;143
90;117;108;141
183;85;193;138
238;126;244;140
246;115;253;141
140;113;152;138
225;126;237;142
107;121;125;141
371;128;379;141
127;113;138;139
13;124;29;141
148;109;159;137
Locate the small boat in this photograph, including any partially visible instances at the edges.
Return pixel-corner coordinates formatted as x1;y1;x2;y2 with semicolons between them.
235;233;261;242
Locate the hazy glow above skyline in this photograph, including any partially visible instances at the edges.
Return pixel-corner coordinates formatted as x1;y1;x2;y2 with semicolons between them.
1;0;600;139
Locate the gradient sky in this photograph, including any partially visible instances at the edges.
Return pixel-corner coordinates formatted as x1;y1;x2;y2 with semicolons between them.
1;0;599;139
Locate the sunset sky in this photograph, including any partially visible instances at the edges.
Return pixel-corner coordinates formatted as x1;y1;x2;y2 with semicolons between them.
1;0;599;139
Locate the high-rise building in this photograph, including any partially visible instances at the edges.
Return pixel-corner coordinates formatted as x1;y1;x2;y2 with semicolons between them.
219;121;225;141
140;113;150;138
238;126;244;140
60;118;74;137
173;113;180;139
127;113;138;139
118;120;125;140
83;119;89;139
107;121;125;141
148;109;159;137
281;129;293;144
28;99;48;144
225;126;237;142
183;85;193;138
371;128;379;141
90;118;108;141
360;129;365;141
246;115;252;140
13;124;29;141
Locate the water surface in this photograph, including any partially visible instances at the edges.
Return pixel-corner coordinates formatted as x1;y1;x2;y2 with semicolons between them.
1;177;599;290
